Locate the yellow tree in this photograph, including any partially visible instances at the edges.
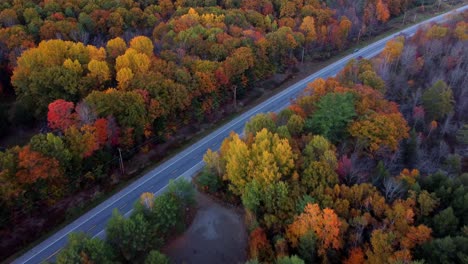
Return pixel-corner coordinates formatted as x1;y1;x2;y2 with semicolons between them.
223;133;250;195
348;112;409;153
454;21;468;40
106;37;127;59
116;49;150;75
248;150;281;185
203;148;224;177
87;46;107;61
426;25;448;39
381;37;404;64
88;59;111;84
139;192;155;210
248;129;295;182
116;67;134;90
338;16;352;41
366;230;396;264
299;16;317;44
416;190;439;217
129;36;154;57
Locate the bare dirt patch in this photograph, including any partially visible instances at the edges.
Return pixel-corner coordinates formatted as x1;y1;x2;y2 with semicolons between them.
162;192;247;264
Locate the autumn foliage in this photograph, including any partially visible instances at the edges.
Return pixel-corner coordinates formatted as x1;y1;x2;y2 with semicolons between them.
287;203;342;257
195;17;468;262
1;0;467;260
16;146;61;184
47;99;77;131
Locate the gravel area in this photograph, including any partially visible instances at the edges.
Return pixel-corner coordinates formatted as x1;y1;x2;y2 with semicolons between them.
163;192;247;264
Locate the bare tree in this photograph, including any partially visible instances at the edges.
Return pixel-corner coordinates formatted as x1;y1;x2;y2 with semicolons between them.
383;177;404;202
400;44;416;70
440;112;455;136
75;102;96;125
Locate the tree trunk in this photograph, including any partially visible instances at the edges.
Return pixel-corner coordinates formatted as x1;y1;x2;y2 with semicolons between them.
301;47;305;63
232;85;237;110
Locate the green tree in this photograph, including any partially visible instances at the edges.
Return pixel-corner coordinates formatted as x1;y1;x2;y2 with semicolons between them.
422;80;454;121
301;135;338;192
286;114;305;136
242;179;292;230
245;113;276;135
56;233;115;264
106;210;156;262
84;90;148;137
417;190;438;217
151;192;183;235
443;154;462;176
29;133;72;170
167;178;196;208
245;259;260;264
419;236;468;264
309;92;356;143
432;207;459;237
242;179;263;213
358;70;386;93
276;126;292;139
276;255;305;264
144;250;170;264
298;231;317;263
277;108;294;126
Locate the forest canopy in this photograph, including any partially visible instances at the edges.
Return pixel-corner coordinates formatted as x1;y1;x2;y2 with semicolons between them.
0;0;466;260
198;14;468;263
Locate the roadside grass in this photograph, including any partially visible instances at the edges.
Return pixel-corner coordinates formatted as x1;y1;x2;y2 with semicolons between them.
4;2;466;263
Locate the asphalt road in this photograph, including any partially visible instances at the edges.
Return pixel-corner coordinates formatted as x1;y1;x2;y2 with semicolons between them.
13;5;468;264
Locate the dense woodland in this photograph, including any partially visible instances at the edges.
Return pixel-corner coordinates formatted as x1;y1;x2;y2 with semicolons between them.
196;15;468;264
0;0;446;258
0;0;464;260
52;13;468;264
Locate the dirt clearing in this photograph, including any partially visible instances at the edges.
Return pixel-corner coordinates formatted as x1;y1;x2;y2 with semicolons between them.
163;192;247;264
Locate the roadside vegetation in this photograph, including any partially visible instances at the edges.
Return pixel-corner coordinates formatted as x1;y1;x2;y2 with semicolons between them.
51;179;195;264
0;0;465;259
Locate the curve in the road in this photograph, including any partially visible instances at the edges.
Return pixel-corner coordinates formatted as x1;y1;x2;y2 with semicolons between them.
13;5;468;264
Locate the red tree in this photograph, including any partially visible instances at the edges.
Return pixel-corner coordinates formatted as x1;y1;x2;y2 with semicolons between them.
47;99;77;131
94;118;109;147
16;146;61;184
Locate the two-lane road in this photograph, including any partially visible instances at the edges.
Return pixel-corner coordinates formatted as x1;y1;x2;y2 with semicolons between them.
13;5;468;263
